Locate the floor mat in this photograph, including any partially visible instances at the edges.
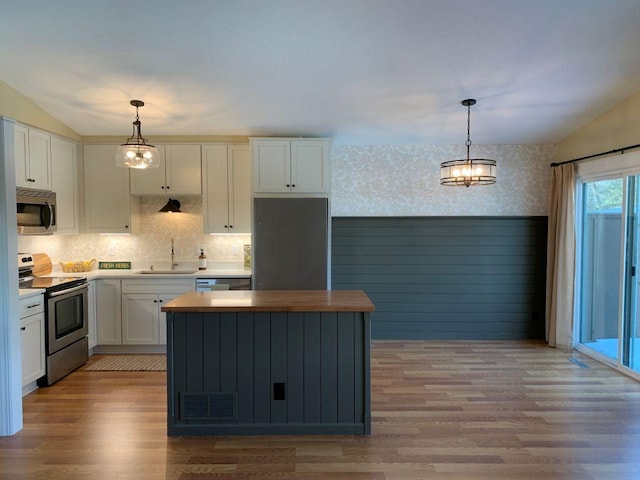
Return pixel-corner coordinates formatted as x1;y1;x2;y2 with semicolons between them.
83;354;166;371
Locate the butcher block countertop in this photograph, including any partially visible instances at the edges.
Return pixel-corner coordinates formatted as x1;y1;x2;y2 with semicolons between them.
161;290;375;313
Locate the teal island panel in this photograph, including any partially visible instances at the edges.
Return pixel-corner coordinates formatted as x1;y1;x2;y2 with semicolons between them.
166;310;371;435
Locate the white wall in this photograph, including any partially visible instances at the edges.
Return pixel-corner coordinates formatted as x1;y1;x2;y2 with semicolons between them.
0;80;79;141
331;144;555;216
558;89;640;162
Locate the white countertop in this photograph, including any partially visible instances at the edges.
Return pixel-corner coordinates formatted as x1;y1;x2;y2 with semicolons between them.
19;288;45;298
46;267;252;280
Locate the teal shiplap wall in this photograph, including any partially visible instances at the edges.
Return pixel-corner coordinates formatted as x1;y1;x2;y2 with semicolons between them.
331;216;548;340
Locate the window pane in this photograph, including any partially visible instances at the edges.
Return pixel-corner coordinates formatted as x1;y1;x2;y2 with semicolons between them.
580;178;623;360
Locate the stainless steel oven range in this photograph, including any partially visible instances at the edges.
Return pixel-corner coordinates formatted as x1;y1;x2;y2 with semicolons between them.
19;253;89;385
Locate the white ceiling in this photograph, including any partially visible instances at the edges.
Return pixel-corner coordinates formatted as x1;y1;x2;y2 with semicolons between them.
1;0;640;146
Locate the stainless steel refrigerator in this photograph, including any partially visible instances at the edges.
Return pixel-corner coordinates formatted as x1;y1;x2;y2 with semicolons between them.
252;197;329;290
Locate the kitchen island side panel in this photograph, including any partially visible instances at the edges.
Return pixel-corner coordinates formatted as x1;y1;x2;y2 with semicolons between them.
303;313;322;423
236;313;254;424
286;313;305;423
166;310;371;435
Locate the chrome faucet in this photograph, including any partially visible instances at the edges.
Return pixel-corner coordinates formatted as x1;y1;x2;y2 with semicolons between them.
171;238;179;270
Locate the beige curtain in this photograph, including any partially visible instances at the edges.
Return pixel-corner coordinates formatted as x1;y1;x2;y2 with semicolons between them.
546;163;576;348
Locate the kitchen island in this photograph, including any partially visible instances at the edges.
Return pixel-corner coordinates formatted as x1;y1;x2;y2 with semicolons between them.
161;290;374;436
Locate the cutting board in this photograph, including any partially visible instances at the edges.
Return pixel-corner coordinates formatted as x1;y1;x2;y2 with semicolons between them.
32;253;53;276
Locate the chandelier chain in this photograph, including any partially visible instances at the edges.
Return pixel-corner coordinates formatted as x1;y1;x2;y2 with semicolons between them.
465;102;472;156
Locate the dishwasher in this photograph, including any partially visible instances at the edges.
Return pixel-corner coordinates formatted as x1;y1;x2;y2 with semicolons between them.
196;277;251;291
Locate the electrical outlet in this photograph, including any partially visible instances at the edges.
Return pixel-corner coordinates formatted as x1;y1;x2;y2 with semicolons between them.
273;382;285;400
231;244;240;256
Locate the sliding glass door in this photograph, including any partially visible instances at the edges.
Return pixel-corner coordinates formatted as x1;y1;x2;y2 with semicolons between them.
579;178;623;361
623;177;640;370
579;174;640;374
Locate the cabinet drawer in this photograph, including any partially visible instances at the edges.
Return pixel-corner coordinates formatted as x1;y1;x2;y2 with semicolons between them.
121;279;195;294
19;295;45;317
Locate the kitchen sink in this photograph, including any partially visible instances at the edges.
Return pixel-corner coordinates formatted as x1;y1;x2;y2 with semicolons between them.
138;269;197;274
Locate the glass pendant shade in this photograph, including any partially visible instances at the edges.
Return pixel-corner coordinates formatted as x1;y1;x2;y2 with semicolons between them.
440;98;497;187
116;99;160;169
115;142;160;169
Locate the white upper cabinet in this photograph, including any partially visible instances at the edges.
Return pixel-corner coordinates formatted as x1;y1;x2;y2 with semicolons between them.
228;145;252;232
15;124;52;191
130;144;201;195
51;136;79;234
290;140;330;193
202;144;251;234
83;144;138;234
165;145;202;195
251;138;330;194
14;125;29;187
251;139;290;193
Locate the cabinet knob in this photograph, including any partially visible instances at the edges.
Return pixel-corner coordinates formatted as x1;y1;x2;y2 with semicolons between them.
159;299;163;303
292;184;296;188
125;225;129;229
161;186;165;189
229;225;233;228
27;178;35;183
21;326;26;331
153;299;158;303
286;184;290;187
166;186;170;190
224;225;228;228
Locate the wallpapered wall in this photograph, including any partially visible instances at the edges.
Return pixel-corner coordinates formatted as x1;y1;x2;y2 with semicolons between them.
331;144;555;217
18;197;250;270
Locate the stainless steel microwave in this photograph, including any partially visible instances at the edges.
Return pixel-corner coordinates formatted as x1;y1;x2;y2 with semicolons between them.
16;187;57;234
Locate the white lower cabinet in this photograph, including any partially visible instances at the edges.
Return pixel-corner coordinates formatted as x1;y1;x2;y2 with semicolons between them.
19;295;45;390
122;292;187;344
95;279;122;345
96;278;194;347
122;294;160;344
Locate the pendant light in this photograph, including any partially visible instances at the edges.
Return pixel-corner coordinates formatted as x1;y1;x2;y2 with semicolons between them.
440;99;496;187
159;198;181;213
115;100;160;169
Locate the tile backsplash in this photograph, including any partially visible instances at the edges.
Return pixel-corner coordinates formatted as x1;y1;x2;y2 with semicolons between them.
18;196;250;270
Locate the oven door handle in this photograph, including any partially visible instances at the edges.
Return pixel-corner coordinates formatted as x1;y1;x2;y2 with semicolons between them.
48;283;87;297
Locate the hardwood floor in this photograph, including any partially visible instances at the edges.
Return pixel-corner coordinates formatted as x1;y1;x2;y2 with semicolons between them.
2;340;640;479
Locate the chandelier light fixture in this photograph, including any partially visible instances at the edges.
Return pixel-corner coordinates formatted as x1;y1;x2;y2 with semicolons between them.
115;99;160;169
440;98;496;187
